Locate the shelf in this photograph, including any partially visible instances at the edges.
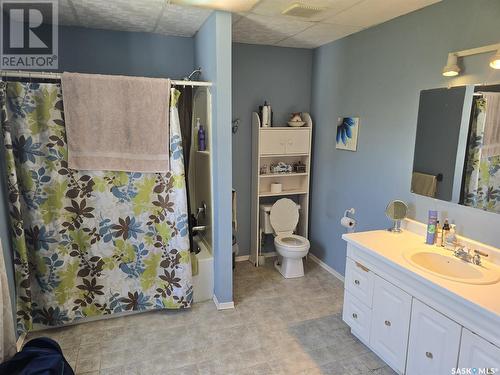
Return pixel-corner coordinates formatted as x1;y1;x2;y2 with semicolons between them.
260;153;309;157
259;189;309;197
259;126;311;130
259;173;308;178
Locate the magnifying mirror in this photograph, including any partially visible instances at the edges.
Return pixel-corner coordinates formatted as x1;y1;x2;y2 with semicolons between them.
385;200;408;233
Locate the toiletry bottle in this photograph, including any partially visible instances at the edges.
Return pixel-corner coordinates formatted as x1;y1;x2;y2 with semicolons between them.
198;123;206;151
444;224;457;250
426;210;438;245
435;220;441;245
195;118;200;148
441;219;450;247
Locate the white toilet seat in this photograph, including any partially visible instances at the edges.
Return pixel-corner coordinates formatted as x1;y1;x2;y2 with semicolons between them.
275;234;310;250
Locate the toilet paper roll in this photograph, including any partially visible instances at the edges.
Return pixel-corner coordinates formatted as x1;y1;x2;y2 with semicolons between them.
270;183;282;193
341;216;356;229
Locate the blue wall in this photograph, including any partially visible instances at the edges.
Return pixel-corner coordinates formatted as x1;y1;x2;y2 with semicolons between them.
195;11;233;304
310;0;500;276
59;26;195;78
232;43;313;255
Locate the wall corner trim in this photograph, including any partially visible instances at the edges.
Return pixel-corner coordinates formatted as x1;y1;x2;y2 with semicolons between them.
213;294;235;310
309;254;345;283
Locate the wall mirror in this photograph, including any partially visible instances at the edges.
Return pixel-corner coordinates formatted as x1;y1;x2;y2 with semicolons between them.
411;84;500;214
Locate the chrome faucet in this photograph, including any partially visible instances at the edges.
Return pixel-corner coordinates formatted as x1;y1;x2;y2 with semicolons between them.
453;246;488;266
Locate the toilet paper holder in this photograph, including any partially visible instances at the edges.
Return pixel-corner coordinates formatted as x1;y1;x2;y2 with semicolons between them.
344;208;355;218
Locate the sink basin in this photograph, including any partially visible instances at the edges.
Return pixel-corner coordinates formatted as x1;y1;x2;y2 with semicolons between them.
404;250;500;285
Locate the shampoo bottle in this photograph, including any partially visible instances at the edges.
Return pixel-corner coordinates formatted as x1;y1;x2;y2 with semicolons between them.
198;121;206;151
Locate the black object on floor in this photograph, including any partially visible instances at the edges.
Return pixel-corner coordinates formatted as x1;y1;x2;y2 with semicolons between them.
0;337;74;375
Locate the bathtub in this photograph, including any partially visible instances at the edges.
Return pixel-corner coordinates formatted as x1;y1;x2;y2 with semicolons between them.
192;236;214;302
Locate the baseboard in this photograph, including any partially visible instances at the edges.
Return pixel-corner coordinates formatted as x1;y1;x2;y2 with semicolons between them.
16;332;26;351
309;253;345;283
262;251;277;258
235;255;250;262
212;295;235;310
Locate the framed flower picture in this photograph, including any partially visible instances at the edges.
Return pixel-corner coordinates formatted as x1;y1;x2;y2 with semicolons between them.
336;117;359;151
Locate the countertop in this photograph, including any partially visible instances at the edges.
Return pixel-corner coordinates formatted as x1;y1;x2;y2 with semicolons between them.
342;229;500;320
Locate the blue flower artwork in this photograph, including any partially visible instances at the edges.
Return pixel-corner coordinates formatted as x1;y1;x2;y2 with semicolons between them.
336;117;359;151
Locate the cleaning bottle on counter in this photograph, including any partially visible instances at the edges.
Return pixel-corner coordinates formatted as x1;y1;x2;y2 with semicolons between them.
425;210;438;245
198;119;206;151
444;224;457;250
435;220;441;245
440;219;450;247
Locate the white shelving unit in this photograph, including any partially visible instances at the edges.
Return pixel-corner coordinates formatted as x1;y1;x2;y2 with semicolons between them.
250;112;313;266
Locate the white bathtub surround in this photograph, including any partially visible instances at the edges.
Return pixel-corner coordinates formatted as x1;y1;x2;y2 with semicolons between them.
342;227;500;374
192;237;214;303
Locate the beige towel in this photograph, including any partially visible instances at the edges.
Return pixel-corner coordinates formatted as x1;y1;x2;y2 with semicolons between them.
61;72;171;173
411;172;437;197
0;241;17;362
482;92;500;158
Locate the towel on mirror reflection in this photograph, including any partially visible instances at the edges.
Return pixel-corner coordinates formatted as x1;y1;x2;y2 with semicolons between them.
61;72;171;173
411;172;437;197
482;92;500;158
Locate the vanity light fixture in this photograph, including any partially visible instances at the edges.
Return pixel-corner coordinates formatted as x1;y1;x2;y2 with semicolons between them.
168;0;259;12
442;43;500;77
490;49;500;69
442;54;460;77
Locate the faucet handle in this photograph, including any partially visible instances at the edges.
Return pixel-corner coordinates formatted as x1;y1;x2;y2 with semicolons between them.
474;249;488;257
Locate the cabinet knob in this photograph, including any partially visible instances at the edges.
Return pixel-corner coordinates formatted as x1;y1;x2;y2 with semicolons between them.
354;279;360;285
352;313;358;319
425;352;433;359
384;320;391;327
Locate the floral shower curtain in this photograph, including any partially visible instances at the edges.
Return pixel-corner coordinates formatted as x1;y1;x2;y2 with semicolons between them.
462;96;500;212
0;81;192;334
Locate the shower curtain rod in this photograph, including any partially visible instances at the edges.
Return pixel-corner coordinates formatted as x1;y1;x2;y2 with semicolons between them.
0;70;212;87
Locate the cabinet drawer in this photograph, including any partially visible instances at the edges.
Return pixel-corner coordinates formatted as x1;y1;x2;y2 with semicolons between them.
342;290;371;344
406;299;461;375
259;129;310;155
458;329;500;371
370;275;412;374
345;257;374;308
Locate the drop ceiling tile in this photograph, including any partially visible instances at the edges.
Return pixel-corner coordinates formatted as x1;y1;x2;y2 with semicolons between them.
58;0;80;26
251;0;363;22
278;23;362;48
330;0;441;27
232;13;314;45
70;0;166;33
155;5;212;37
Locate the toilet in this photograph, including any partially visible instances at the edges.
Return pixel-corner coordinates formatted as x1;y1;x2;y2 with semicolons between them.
260;198;310;278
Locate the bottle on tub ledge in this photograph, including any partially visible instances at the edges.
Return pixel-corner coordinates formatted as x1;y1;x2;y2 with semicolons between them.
197;118;206;151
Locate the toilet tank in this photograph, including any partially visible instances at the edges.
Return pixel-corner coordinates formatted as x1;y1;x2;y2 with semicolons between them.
259;203;300;234
259;204;274;234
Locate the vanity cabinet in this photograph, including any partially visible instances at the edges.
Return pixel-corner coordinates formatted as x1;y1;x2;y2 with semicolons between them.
406;299;461;375
369;275;412;374
458;329;500;371
343;243;500;375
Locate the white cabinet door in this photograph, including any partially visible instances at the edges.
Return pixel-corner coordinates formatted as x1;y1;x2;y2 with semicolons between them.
458;329;500;372
259;131;286;155
370;275;412;374
284;129;310;154
406;299;461;375
345;257;374;308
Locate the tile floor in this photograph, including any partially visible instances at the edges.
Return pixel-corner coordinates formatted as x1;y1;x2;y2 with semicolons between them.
27;258;396;375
